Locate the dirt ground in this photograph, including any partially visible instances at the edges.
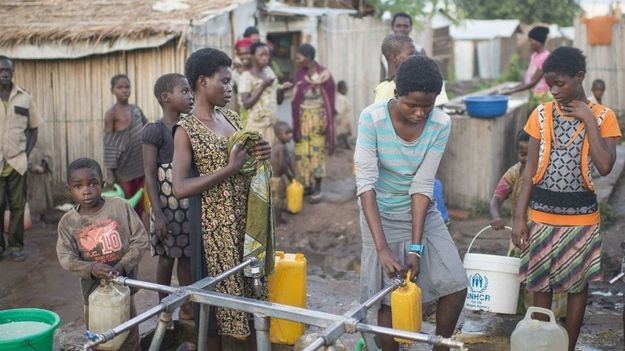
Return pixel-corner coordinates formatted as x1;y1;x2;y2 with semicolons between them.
2;147;624;350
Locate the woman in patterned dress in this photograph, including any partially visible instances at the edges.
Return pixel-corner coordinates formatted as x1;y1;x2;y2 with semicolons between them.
172;48;271;348
291;44;335;203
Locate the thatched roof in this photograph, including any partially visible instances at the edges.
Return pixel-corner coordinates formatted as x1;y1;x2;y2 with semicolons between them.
0;0;248;46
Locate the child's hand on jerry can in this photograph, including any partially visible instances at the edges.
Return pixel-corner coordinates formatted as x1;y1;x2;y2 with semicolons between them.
91;262;121;280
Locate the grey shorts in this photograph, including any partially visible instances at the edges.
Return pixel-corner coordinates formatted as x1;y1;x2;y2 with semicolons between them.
359;204;468;307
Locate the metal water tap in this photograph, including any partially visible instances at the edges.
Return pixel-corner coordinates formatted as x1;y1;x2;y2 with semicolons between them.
250;263;263;298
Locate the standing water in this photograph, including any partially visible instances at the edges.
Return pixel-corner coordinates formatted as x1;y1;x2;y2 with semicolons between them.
0;321;50;339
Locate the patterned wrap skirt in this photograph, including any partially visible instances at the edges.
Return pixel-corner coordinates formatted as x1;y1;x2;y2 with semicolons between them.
149;162;191;258
520;221;602;294
294;105;326;188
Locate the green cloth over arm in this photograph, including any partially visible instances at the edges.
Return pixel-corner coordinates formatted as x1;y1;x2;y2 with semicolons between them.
227;130;275;276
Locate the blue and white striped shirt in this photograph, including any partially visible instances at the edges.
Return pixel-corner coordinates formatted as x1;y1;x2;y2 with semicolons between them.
354;100;451;214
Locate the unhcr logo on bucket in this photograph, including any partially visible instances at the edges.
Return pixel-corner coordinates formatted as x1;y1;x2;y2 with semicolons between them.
470;273;488;293
465;273;491;308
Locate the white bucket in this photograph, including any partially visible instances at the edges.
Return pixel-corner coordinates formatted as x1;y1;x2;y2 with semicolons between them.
463;226;521;314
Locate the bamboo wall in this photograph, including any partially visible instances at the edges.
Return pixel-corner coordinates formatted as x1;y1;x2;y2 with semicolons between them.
575;17;625;114
318;15;389;130
13;40;187;184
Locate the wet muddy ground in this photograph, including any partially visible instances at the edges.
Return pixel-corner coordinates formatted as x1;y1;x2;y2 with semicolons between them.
1;148;624;350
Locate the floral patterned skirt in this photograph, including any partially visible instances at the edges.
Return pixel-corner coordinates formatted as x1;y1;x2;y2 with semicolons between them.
294;105;326;188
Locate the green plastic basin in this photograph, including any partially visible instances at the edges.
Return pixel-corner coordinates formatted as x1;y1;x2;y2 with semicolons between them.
0;308;61;351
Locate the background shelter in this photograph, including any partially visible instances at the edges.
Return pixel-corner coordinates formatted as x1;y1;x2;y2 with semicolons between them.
430;18;521;81
0;0;256;187
258;2;430;134
575;15;625;115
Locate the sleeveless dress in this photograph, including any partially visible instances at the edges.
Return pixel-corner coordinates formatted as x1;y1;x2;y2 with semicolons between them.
176;107;258;337
142;120;191;258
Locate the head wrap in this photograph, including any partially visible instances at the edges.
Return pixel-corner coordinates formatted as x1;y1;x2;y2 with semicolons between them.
235;37;254;51
528;26;549;45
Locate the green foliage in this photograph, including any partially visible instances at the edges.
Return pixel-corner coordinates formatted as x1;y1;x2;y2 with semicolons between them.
498;54;527;83
454;0;580;26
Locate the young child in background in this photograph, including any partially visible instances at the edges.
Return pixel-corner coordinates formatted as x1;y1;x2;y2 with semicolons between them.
589;78;605;105
271;121;296;225
374;33;416;103
142;73;194;320
103;74;148;218
335;81;353;150
490;130;530;254
56;158;148;351
513;47;621;350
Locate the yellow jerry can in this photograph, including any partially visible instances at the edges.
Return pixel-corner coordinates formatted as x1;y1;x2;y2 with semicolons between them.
286;180;304;214
268;252;307;345
391;270;422;343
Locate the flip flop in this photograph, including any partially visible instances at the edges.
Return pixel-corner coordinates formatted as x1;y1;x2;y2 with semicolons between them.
309;192;324;204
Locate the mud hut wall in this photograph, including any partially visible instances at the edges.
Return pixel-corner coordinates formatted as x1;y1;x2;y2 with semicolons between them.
318;15;388;131
574;18;625;114
12;41;187;185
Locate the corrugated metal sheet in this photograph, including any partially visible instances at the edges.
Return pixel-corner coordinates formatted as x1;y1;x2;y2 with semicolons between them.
453;40;474;81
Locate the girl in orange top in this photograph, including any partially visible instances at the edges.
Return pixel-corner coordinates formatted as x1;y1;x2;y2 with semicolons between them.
513;47;621;351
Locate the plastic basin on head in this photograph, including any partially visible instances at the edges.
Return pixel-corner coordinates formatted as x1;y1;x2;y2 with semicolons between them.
464;95;509;118
0;308;61;351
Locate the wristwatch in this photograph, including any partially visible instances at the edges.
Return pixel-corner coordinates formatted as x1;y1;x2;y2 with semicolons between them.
406;243;424;255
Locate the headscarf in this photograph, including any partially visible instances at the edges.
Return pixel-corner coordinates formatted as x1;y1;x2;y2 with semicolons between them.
235;37;254;51
528;26;549;45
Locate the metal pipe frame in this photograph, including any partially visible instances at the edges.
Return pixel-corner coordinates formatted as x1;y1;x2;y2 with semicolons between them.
83;258;257;350
300;278;404;351
83;257;465;351
253;314;271;351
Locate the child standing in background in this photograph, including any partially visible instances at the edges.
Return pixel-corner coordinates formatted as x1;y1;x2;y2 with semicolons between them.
103;74;148;218
143;73;194;320
271;121;296;225
513;47;621;350
490;130;530;253
56;158;148;351
589;78;605;105
335;81;353;150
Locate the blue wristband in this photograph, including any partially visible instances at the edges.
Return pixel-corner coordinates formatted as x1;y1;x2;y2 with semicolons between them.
406;243;424;255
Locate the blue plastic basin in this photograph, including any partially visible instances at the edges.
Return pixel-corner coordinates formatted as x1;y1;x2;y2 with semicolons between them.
464;95;509;118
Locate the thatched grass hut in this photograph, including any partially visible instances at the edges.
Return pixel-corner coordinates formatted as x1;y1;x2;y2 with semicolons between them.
0;0;256;186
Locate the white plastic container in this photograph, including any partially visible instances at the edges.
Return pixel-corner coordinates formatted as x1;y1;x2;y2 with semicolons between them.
463;226;521;314
511;307;568;351
88;281;130;350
